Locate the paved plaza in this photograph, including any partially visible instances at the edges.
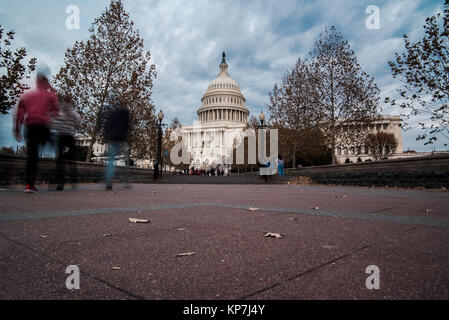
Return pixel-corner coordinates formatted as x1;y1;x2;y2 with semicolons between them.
0;183;448;299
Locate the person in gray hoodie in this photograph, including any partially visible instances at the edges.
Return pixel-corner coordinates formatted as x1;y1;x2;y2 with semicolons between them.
51;95;80;190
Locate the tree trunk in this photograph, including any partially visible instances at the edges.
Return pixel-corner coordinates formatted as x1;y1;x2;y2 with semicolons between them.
331;141;336;165
292;141;297;168
85;134;96;162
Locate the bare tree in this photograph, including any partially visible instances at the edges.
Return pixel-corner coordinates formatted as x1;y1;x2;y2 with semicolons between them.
54;0;157;161
310;26;380;164
267;57;320;167
365;131;399;160
385;0;449;146
0;26;36;114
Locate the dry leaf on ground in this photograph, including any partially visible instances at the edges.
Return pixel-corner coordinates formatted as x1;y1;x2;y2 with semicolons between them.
288;176;314;185
321;245;338;249
264;232;285;239
248;207;260;211
176;252;195;257
129;218;150;223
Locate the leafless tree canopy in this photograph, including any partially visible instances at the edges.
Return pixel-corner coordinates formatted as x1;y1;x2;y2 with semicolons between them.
0;26;36;115
365;132;399;160
268;26;380;165
54;0;157;161
385;0;449;146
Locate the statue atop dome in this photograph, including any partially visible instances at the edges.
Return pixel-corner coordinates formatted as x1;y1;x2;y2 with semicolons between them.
219;51;228;75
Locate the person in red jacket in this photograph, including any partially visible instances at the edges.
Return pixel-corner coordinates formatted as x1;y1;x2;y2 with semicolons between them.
13;71;58;193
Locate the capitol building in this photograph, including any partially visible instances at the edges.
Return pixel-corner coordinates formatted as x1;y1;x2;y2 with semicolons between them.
180;52;250;174
75;52;434;171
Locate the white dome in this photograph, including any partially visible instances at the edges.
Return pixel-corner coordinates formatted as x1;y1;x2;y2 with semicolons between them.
206;73;241;93
198;52;249;125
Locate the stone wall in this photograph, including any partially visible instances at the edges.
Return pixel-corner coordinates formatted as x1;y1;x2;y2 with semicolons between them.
0;154;156;185
288;154;449;188
2;153;448;188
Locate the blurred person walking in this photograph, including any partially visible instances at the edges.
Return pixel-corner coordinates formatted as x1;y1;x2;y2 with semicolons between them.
51;95;80;191
278;154;285;176
13;67;58;193
104;94;130;190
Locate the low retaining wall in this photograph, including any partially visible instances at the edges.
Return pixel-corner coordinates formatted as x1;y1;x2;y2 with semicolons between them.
2;154;448;188
154;175;290;184
289;154;449;188
0;154;156;185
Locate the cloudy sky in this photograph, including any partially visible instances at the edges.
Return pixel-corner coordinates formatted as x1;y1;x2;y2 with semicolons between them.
0;0;446;152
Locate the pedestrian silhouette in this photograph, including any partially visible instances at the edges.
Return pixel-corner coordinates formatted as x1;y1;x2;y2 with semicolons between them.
104;94;130;190
13;67;58;193
51;95;80;190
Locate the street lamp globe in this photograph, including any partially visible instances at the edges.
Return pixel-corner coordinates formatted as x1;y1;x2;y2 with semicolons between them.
158;109;164;122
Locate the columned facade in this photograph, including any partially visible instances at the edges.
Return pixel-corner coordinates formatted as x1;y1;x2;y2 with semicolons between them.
335;115;404;164
181;52;250;173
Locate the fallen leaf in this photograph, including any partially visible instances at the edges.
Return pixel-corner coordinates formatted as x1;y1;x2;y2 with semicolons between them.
111;267;121;270
423;209;434;213
264;232;285;239
177;228;187;231
322;245;338;249
129;218;150;223
176;252;195;257
311;206;319;210
249;207;260;211
289;218;298;221
39;235;47;238
102;234;111;237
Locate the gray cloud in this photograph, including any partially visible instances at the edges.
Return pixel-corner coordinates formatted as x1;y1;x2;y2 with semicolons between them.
0;0;446;152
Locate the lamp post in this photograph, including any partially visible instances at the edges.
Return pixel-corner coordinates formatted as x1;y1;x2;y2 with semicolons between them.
154;109;164;181
257;111;269;181
257;111;268;156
